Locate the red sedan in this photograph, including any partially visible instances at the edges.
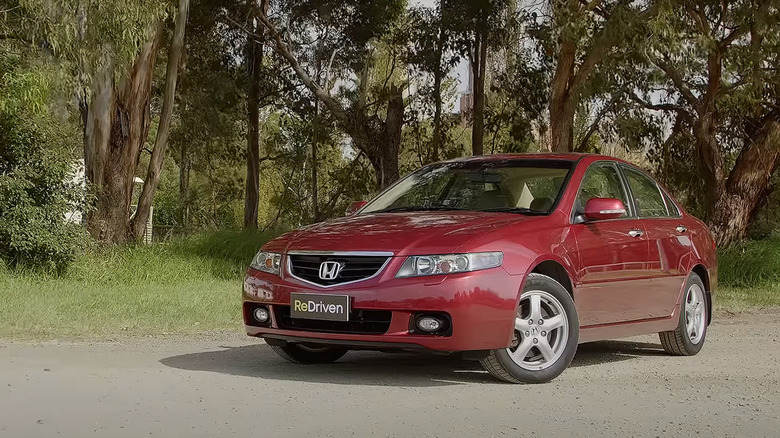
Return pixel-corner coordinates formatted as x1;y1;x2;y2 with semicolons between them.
243;154;716;383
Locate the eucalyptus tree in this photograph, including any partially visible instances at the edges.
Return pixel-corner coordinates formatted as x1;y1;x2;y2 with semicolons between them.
256;0;407;190
5;0;192;243
167;0;247;229
627;0;780;245
131;0;191;240
530;0;657;153
447;0;513;155
71;1;172;243
405;1;461;162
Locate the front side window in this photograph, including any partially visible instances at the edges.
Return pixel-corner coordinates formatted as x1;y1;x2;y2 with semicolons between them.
624;168;668;217
575;164;630;217
361;160;573;215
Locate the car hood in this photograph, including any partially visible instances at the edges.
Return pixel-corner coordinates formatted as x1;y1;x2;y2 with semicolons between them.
267;211;532;255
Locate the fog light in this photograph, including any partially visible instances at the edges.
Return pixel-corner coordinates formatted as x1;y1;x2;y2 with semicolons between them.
253;307;270;323
416;316;443;333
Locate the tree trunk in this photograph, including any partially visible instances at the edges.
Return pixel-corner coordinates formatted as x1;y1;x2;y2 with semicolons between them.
179;140;190;227
431;63;443;162
311;112;319;222
132;0;190;240
378;85;404;189
243;0;267;229
708;122;780;245
692;114;726;218
471;29;487;156
84;27;164;243
549;35;576;153
430;10;447;163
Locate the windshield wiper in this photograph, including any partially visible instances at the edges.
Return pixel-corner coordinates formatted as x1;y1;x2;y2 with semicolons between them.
374;206;469;213
479;207;548;215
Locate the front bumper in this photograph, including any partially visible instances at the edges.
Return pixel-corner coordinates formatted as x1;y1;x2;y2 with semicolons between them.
242;264;521;352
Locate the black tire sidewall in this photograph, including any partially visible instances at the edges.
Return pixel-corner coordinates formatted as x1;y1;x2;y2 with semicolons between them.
493;273;580;383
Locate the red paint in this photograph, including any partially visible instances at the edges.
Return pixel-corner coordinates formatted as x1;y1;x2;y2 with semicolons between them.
583;198;627;221
243;154;717;352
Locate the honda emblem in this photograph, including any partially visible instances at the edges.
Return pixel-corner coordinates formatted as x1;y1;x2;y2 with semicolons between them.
318;261;344;280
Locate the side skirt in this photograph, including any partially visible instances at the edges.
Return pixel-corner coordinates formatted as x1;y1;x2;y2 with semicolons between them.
579;315;678;343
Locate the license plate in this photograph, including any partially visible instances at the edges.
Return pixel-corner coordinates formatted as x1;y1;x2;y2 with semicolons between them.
290;293;350;321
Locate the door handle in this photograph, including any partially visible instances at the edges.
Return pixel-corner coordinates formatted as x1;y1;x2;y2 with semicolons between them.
628;229;644;238
676;225;687;233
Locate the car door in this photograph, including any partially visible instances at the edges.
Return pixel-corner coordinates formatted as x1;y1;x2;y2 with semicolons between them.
571;162;656;326
621;166;692;318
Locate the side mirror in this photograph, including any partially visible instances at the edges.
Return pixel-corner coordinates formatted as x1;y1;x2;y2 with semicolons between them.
583;198;626;221
346;200;368;216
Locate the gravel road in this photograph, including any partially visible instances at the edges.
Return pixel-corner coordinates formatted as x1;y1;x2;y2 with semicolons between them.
1;313;779;438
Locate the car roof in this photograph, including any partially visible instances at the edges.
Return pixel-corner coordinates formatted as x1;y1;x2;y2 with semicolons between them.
437;153;628;165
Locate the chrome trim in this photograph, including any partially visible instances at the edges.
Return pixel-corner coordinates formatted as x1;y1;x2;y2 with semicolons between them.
287;250;395;257
598;209;626;215
286;253;394;289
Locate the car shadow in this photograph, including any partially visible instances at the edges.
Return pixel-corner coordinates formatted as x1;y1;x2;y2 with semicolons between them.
160;339;664;387
572;340;667;367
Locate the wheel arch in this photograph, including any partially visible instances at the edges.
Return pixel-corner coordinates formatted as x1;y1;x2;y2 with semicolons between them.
529;259;575;300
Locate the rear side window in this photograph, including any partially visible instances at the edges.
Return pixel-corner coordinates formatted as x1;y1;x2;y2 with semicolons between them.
662;190;681;216
576;164;631;217
624;168;668;217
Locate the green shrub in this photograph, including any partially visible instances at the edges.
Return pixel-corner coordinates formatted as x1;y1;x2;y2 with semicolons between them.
718;239;780;288
0;112;87;272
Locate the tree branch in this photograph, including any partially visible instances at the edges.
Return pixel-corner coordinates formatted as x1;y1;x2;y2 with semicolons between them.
629;92;691;115
571;0;647;90
575;93;621;152
685;4;711;36
651;57;699;107
251;13;351;125
718;25;748;50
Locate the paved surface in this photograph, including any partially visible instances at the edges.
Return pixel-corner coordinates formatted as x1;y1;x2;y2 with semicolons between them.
1;313;779;438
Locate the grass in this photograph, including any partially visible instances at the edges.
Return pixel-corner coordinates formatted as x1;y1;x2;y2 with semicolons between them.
0;229;279;340
716;287;780;313
715;238;780;312
1;231;778;340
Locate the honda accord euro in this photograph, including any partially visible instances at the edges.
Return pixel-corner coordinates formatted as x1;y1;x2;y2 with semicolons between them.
243;154;716;383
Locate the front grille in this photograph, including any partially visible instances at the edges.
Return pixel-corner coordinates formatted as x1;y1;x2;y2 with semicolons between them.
288;254;389;286
273;305;392;334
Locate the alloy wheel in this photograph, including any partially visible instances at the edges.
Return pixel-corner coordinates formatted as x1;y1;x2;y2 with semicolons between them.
506;290;569;370
685;284;706;344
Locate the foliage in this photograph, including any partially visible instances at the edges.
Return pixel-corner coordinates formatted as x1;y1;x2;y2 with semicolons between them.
4;0;169;79
718;239;780;289
608;0;780;242
0;44;87;271
0;103;85;271
260;112;375;227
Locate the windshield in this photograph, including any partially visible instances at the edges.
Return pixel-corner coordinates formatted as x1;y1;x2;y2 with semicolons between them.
361;159;574;215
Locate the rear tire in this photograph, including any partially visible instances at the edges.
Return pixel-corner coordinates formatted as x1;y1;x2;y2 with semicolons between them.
481;273;579;383
659;272;708;356
270;343;348;364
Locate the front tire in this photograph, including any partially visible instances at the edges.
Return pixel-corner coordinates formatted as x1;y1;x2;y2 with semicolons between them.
270;343;348;364
481;273;579;383
659;273;708;356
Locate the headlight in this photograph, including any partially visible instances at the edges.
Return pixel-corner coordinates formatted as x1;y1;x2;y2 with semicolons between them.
395;252;503;278
250;251;282;275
